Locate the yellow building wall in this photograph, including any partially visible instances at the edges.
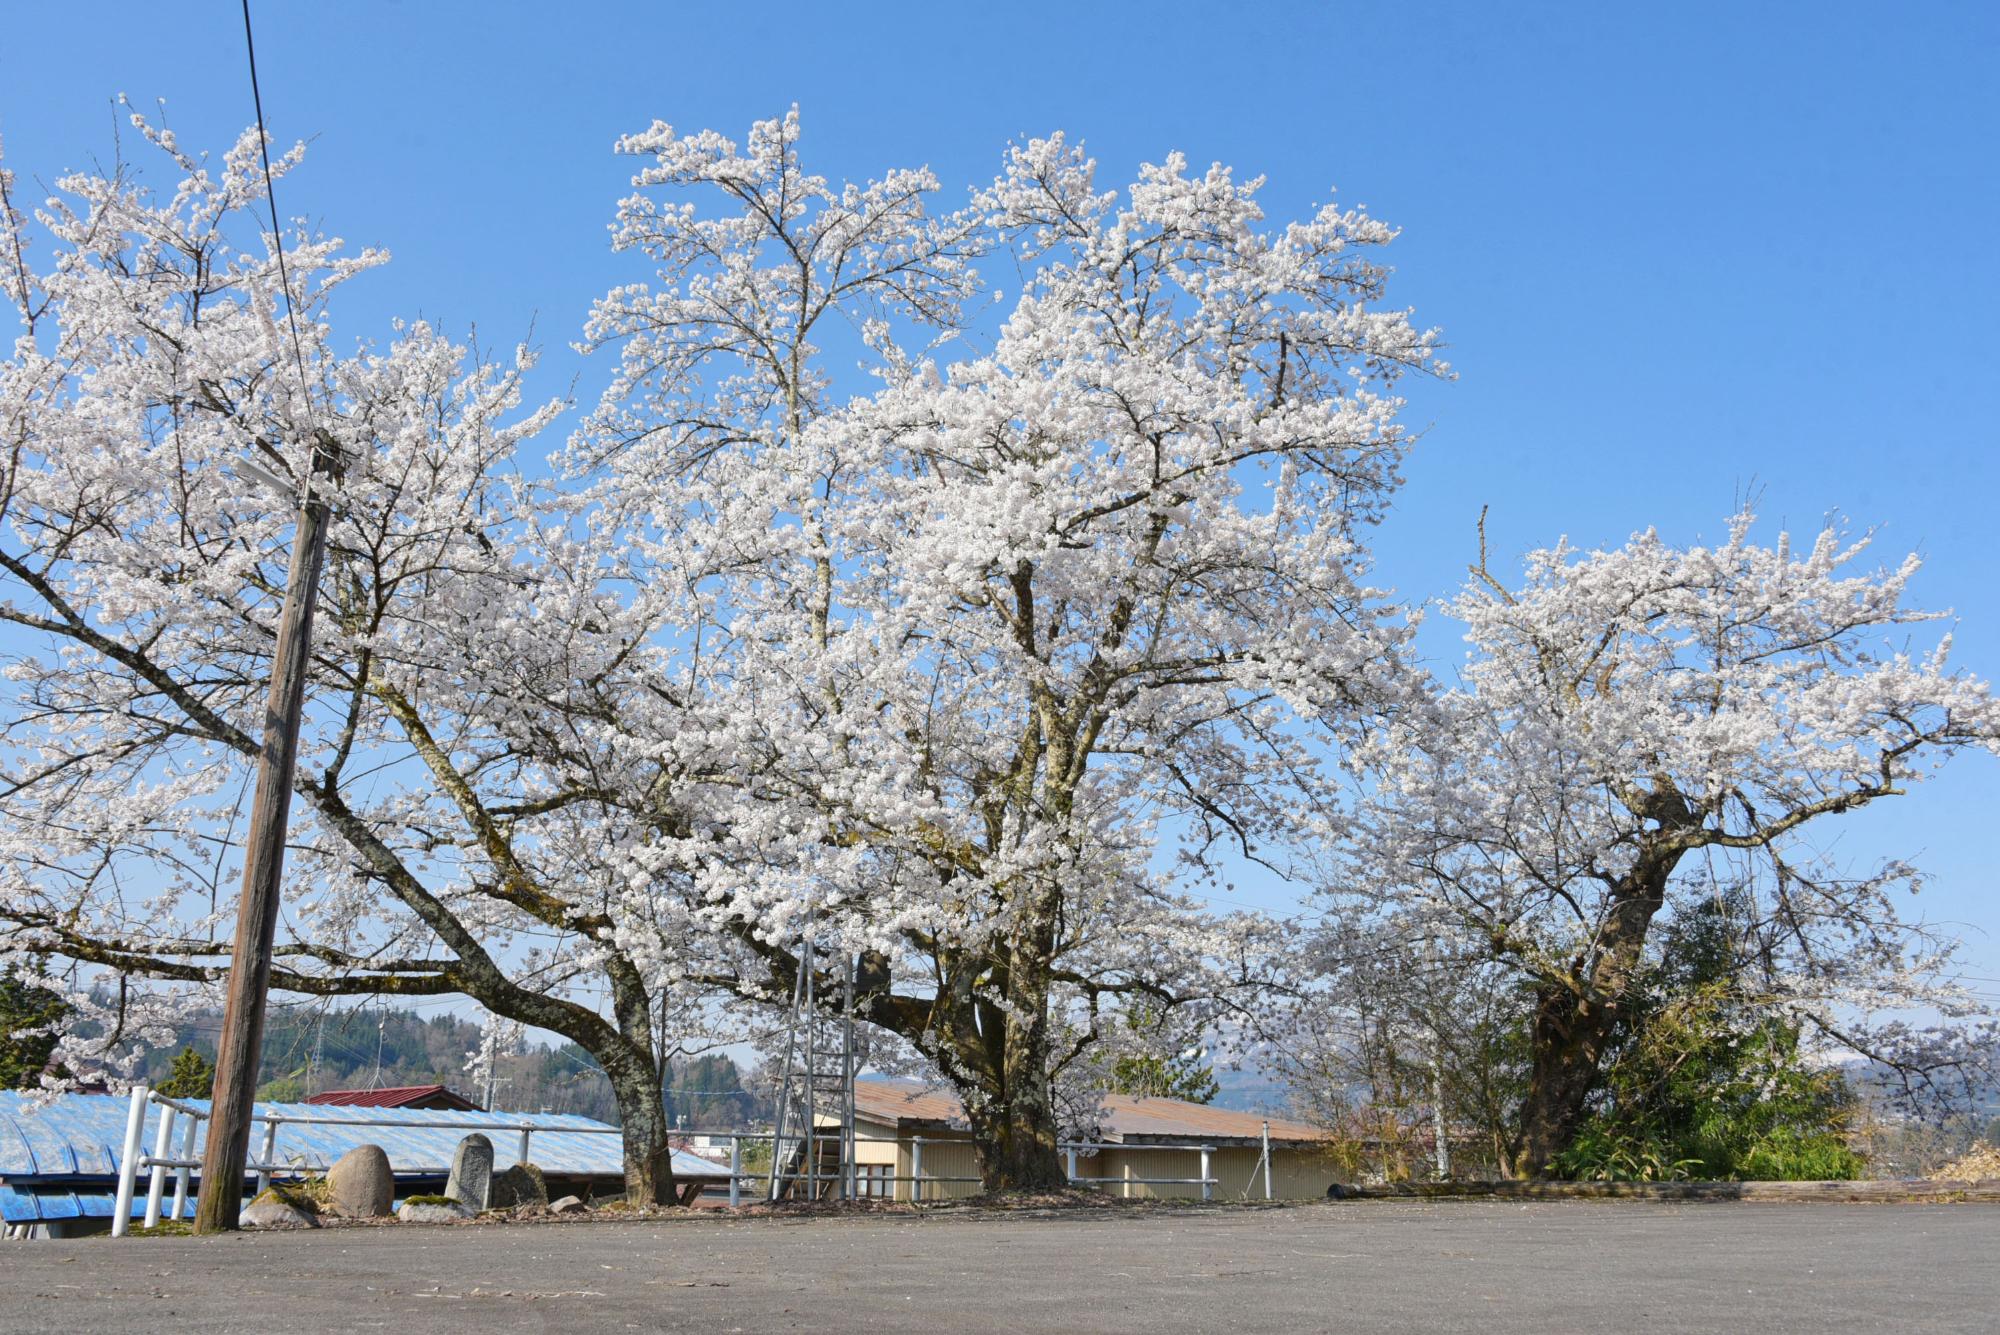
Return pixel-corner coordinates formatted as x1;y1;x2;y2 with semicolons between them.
838;1120;1339;1202
896;1134;983;1201
845;1116;985;1201
1229;1145;1341;1200
851;1128;900;1166
1089;1145;1337;1200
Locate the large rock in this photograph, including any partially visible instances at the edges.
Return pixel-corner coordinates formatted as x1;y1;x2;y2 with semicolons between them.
326;1144;395;1218
444;1132;494;1212
241;1191;319;1229
489;1162;548;1210
396;1198;472;1224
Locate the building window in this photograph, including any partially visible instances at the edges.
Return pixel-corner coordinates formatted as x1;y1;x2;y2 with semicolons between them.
858;1163;893;1198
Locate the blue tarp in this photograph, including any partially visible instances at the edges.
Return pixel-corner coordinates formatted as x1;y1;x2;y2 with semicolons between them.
0;1091;725;1186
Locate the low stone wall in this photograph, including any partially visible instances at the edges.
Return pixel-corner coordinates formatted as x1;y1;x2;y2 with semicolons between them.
1337;1178;2000;1203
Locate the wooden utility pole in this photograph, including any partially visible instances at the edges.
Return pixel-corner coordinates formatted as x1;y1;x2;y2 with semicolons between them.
193;435;338;1234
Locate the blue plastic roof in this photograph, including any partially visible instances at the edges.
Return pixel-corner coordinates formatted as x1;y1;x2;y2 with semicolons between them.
0;1091;725;1184
0;1182;195;1223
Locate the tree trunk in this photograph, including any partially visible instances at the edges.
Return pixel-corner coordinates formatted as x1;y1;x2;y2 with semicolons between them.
1513;983;1622;1175
964;1068;1069;1192
890;970;1070;1192
971;953;1070;1191
1510;859;1676;1176
852;919;1073;1192
601;1046;677;1206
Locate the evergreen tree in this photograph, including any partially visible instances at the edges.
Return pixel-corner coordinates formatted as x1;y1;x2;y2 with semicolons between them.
0;970;67;1089
665;1054;760;1130
155;1045;215;1099
1107;1005;1220;1104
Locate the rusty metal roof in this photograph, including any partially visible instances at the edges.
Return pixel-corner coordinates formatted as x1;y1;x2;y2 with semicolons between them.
305;1084;482;1111
852;1079;970;1128
852;1079;1324;1144
1098;1097;1325;1144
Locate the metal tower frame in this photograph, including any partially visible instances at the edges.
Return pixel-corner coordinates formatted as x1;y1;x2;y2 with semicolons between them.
766;925;857;1201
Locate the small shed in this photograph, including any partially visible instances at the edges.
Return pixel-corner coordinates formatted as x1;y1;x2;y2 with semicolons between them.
838;1080;1337;1201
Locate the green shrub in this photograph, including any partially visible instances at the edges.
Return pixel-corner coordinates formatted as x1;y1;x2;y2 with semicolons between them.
1551;897;1865;1183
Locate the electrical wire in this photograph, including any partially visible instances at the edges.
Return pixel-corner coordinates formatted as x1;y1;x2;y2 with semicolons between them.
239;0;317;442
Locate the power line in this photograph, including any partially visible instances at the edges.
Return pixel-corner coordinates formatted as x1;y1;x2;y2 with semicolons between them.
238;0;315;433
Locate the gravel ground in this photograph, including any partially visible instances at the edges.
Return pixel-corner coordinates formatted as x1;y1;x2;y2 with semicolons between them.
5;1198;1996;1334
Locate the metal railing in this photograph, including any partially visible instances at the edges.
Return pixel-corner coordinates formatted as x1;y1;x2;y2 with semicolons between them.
109;1084;1229;1236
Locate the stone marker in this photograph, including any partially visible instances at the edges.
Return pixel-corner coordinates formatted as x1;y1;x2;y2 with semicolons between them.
240;1195;318;1229
489;1162;548;1210
549;1195;588;1215
326;1144;395;1218
396;1199;471;1224
444;1132;494;1212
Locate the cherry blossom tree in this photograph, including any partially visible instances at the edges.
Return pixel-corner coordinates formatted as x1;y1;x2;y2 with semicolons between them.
1335;513;2000;1174
0;116;728;1202
585;114;1446;1187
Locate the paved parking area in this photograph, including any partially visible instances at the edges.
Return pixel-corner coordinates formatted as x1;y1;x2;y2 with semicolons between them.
5;1199;1996;1333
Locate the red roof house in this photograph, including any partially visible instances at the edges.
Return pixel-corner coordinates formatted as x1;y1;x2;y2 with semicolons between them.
303;1084;483;1112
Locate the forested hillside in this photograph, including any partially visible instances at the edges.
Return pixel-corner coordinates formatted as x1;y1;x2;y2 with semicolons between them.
140;1005;770;1129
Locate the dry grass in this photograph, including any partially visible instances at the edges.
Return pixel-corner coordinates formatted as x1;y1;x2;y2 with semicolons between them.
1927;1142;2000;1181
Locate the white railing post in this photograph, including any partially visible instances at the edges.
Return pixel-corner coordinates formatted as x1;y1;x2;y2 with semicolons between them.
518;1127;532;1167
910;1136;924;1203
1200;1145;1213;1202
143;1103;176;1229
110;1084;149;1238
1065;1144;1078;1184
255;1118;279;1195
170;1111;199;1222
729;1135;741;1207
1261;1121;1273;1200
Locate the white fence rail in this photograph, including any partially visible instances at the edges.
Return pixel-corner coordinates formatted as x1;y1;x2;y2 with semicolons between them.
111;1084;628;1237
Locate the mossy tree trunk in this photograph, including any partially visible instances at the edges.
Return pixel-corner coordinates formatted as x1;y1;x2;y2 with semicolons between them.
1511;854;1678;1176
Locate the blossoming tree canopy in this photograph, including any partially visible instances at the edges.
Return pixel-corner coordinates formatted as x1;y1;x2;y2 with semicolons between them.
585;114;1446;1186
0;107;1445;1196
1343;513;2000;1173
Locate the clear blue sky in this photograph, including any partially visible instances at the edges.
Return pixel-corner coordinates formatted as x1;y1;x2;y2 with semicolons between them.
5;1;1997;991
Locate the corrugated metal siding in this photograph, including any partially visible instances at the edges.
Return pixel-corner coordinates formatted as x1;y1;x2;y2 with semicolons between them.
895;1133;982;1201
1097;1147;1201;1198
